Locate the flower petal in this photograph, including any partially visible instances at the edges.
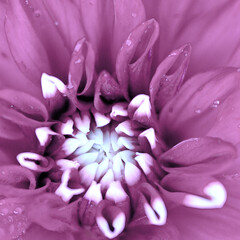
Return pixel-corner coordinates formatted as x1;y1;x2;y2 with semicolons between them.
160;68;240;146
116;19;159;99
0;89;48;121
161;174;227;209
41;0;85;51
111;0;146;61
0;165;49;197
143;0;240;77
5;1;51;81
94;71;123;113
160;137;237;175
77;0;114;71
28;193;79;232
150;44;191;113
68;38;95;110
96;200;126;239
120;223;179;240
23;224;76;240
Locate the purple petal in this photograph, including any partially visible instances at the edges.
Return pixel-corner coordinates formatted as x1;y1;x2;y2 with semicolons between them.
143;0;240;77
23;224;76;240
5;0;72;82
169;176;240;240
94;71;123;113
42;0;85;51
111;0;146;62
160;68;240;146
5;1;51;81
77;0;114;71
150;44;191;113
160;137;237;175
27;193;79;232
120;223;179;240
207;90;240;144
116;19;159;99
68;38;95;110
0;89;48;122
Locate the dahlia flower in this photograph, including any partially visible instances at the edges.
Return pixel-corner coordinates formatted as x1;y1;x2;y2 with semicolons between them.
1;1;240;240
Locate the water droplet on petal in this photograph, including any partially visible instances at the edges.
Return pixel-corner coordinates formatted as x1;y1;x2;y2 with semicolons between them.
54;21;59;26
168;52;177;56
34;10;41;17
126;39;132;46
131;13;137;18
194;109;201;114
211;100;220;108
8;216;13;223
13;207;23;215
0;208;9;216
74;58;82;64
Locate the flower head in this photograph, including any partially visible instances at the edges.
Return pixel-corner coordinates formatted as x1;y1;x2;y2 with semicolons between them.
1;1;240;240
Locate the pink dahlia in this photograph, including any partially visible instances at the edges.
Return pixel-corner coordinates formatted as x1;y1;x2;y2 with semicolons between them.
1;1;240;240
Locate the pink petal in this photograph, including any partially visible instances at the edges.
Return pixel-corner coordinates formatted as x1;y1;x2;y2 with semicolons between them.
150;44;191;113
111;0;146;62
94;71;123;113
0;165;49;197
116;19;159;99
121;223;179;240
0;116;24;140
160;137;237;175
27;193;79;232
143;0;240;77
169;175;240;240
0;89;48;122
42;0;85;51
207;90;240;144
161;174;226;208
0;2;40;94
77;0;114;71
5;1;51;81
68;38;95;110
23;224;76;240
160;68;240;146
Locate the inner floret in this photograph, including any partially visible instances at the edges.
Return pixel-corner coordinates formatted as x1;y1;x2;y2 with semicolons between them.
56;114;143;194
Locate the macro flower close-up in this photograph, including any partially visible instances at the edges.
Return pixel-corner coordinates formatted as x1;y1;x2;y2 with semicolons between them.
1;0;240;239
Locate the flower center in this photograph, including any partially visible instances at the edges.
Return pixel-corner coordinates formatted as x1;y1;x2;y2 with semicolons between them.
57;118;141;192
15;72;229;239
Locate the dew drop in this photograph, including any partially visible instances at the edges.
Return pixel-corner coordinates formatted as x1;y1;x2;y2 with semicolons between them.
34;10;41;18
194;109;201;114
74;58;82;64
131;13;137;18
211;100;220;108
169;52;177;56
13;207;23;215
8;216;13;223
0;208;9;216
126;39;132;46
54;21;59;26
